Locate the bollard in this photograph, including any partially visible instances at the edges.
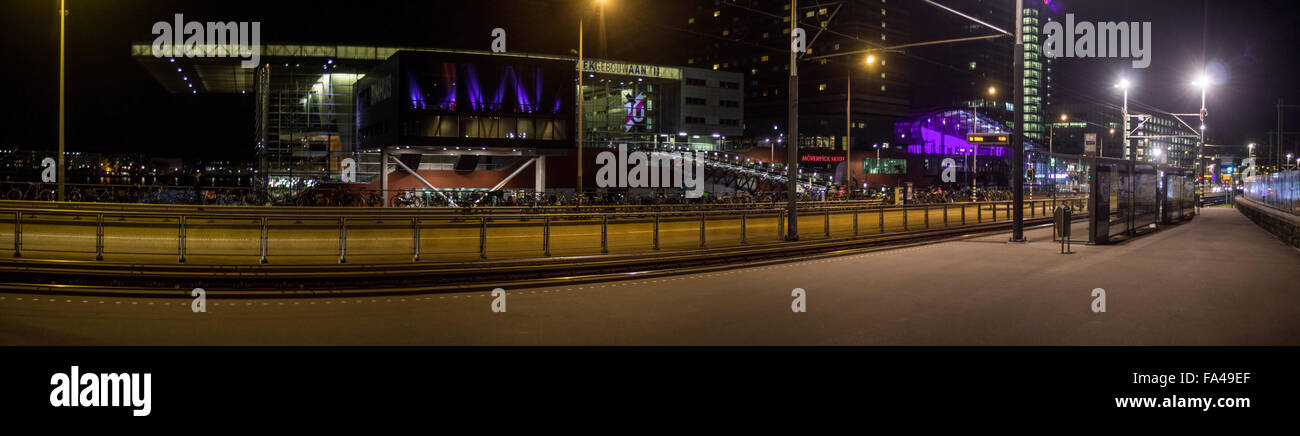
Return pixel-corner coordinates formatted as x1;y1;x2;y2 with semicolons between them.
412;217;421;262
699;212;706;248
338;217;347;264
12;212;21;258
95;213;104;261
479;217;487;259
653;214;660;250
259;217;268;264
178;216;187;264
602;215;609;254
543;215;551;256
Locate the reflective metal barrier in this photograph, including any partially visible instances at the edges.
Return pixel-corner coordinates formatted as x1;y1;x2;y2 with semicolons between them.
0;198;1086;265
1242;171;1300;216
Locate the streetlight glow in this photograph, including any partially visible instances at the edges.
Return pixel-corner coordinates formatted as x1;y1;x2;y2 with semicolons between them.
1116;79;1130;89
865;55;877;64
987;86;996;96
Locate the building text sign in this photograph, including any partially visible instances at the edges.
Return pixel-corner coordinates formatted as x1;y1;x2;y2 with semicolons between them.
580;59;681;80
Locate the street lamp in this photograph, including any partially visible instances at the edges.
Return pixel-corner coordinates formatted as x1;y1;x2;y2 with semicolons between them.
575;0;613;203
971;86;995;201
1049;114;1067;200
1115;78;1136;232
846;54;879;189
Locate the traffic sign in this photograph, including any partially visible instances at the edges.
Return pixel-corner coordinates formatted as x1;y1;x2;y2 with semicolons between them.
1084;133;1097;155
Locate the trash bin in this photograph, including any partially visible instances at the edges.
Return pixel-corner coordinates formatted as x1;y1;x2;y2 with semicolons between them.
1054;204;1072;253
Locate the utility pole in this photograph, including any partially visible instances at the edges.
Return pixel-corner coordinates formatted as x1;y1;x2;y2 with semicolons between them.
576;17;584;201
786;0;799;241
845;60;852;191
1010;0;1026;242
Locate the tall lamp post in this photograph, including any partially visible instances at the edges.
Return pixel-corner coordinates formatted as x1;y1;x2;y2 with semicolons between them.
1193;74;1210;207
1050;114;1067;201
972;86;995;201
786;0;799;240
58;0;67;201
1116;78;1132;232
846;55;878;191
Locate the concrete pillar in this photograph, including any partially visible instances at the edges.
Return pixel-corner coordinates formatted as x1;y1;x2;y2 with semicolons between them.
535;155;547;196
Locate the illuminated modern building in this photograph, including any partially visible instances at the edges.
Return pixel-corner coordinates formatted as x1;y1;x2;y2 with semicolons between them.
132;43;743;202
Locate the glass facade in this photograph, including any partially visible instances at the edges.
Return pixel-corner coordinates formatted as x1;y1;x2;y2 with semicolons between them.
255;63;365;197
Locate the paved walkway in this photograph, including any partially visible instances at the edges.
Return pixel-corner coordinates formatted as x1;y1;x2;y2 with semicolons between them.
1;206;1297;345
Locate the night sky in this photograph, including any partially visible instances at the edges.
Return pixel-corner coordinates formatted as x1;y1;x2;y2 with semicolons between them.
2;0;1298;159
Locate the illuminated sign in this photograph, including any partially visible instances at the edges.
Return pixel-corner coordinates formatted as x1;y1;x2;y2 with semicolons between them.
966;133;1009;145
580;59;682;80
800;151;846;163
624;92;647;132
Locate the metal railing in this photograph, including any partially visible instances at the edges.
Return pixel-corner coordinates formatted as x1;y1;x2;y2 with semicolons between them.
0;197;1086;266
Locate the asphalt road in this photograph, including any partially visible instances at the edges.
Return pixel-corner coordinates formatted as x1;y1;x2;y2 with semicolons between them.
0;201;1071;264
1;206;1295;345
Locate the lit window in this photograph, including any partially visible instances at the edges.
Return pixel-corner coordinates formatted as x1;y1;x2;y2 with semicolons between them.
818;83;827;91
722;30;730;36
761;55;770;62
713;10;720;17
713;64;720;70
880;85;886;92
688;18;694;24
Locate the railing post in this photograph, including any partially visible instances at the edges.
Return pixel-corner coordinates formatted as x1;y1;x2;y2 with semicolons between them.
11;212;21;258
977;202;983;223
338;217;347;264
778;209;785;240
992;203;998;221
479;217;487;259
601;215;609;254
852;208;859;236
543;215;551;256
879;207;885;233
943;204;949;227
924;205;930;229
178;215;186;264
259;217;268;264
961;203;966;225
653;213;660;250
699;211;706;248
95;213;104;261
902;207;909;231
741;212;748;244
412;217;421;262
824;209;830;238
